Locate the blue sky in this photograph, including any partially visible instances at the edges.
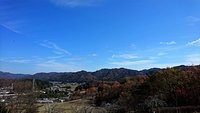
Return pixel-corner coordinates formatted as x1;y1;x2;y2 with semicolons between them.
0;0;200;74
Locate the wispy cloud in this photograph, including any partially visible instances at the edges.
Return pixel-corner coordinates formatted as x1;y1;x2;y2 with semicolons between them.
10;59;31;64
46;55;65;59
129;44;136;49
0;21;22;34
36;60;80;72
185;54;200;65
110;60;153;67
0;1;24;34
187;38;200;47
40;40;72;55
0;56;82;73
160;41;176;45
90;53;97;57
186;16;200;25
112;54;138;59
50;0;103;7
0;58;31;64
157;52;168;56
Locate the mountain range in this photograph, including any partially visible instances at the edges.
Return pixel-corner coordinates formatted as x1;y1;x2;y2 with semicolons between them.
0;65;198;82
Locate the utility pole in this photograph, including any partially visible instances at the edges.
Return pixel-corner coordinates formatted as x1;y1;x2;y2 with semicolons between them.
11;83;13;92
32;79;35;91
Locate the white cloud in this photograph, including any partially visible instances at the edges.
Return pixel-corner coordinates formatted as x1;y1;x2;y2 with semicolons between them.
0;2;24;34
0;58;31;64
110;60;153;66
112;54;138;59
0;56;82;73
50;0;102;7
186;16;200;25
130;44;136;49
109;57;198;70
10;60;31;64
47;55;65;59
143;63;185;69
91;53;97;57
185;54;200;65
36;60;80;72
1;22;22;34
157;52;167;56
160;41;176;45
40;40;71;55
187;38;200;47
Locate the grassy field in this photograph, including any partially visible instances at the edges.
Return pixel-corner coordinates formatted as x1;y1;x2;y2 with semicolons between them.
64;83;79;91
37;99;89;113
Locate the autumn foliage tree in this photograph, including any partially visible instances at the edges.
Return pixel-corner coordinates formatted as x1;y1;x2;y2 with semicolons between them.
94;65;200;112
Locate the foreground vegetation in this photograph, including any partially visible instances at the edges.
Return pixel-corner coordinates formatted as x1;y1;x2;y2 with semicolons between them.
94;65;200;112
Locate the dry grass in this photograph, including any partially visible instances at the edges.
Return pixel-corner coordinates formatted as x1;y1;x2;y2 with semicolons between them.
37;99;89;113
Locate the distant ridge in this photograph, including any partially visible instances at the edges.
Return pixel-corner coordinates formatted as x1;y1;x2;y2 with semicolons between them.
31;67;161;82
0;71;31;79
0;65;199;82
